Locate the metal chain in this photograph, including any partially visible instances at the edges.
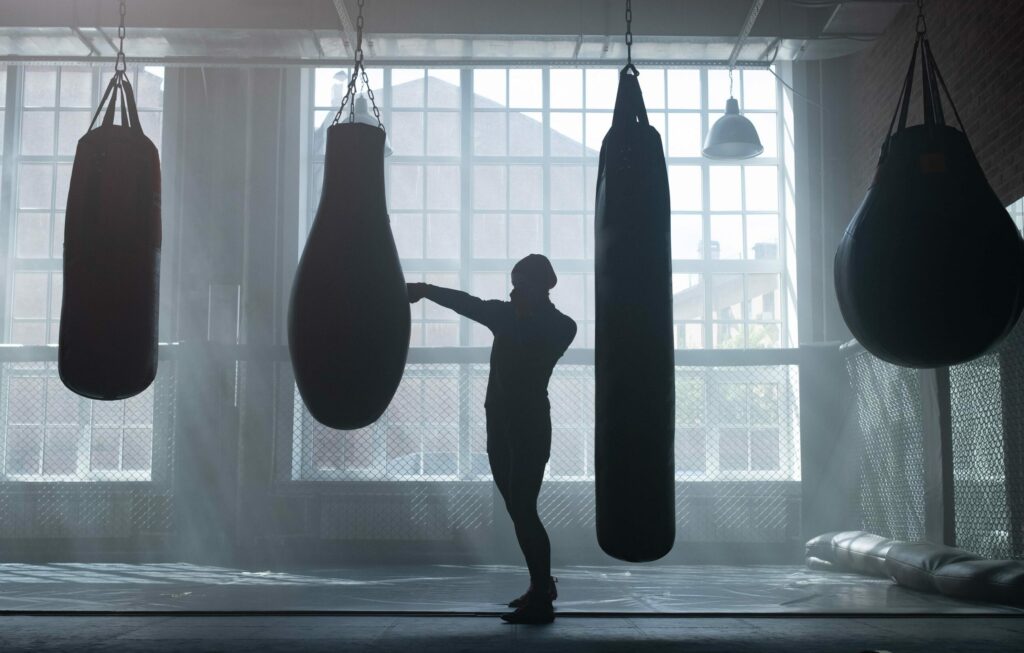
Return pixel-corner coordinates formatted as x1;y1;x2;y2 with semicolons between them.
332;0;384;130
625;0;633;65
916;0;927;35
115;0;127;73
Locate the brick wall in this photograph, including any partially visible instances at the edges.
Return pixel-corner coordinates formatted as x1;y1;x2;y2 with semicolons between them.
847;0;1024;211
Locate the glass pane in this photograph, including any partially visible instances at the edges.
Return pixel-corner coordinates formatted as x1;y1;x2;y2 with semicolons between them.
473;165;506;210
18;164;54;209
667;113;701;158
426;111;459;156
0;68;6;107
585;69;618;110
747;274;780;321
52;212;65;257
13;272;48;319
713;323;744;349
6;426;43;475
707;69;732;111
315;68;347;108
509;165;542;210
427;69;460;108
55;163;72;209
549;166;584;210
743;69;777;110
473;213;506;258
473;69;506;107
747;213;779;260
709;166;742;211
21;111;55;156
122;428;154;471
508;213;542;258
745;167;779;211
426;165;459;211
392;213;423;259
43;426;79;475
672;274;703;320
59;70;93;107
91;428;121;471
424;323;458;347
711;274;743;321
138;112;162;152
392;69;426;107
746;113;777;158
58;110;89;156
8;376;45;422
509;69;542;108
425;213;459;258
750;429;780;470
719;428;748;470
747;323;781;349
584;112;611;154
668;165;702;211
672;214;702;260
509;111;543;156
638;68;666;110
677;427;706;472
388;165;424;210
473;272;508;299
667;69;701;109
551;273;585;321
710;214;743;260
550;214;584;259
23;69;57;107
549;112;583;157
474;111;506;156
137;67;165;109
391;111;424;156
550;69;583;109
15;212;50;258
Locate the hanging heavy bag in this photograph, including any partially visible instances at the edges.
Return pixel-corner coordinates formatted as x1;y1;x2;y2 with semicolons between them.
288;120;410;429
835;32;1024;368
59;73;161;400
594;69;676;562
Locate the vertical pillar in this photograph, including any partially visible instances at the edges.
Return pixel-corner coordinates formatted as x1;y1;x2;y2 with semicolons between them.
920;367;956;546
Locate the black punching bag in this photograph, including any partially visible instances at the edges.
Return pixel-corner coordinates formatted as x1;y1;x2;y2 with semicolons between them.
835;35;1024;368
594;69;675;562
288;122;410;429
59;73;161;400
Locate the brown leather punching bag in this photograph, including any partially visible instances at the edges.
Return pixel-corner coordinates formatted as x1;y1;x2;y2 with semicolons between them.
288;121;410;429
835;33;1024;368
594;68;676;562
59;73;161;400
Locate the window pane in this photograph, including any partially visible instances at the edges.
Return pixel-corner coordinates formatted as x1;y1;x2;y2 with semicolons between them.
672;274;703;320
391;111;424;156
21;111;55;156
16;212;50;258
509;165;542;211
743;69;777;110
392;69;425;107
426;111;459;156
509;111;543;156
719;428;748;471
550;112;583;157
123;428;154;471
709;166;742;211
746;113;777;158
667;113;701;158
23;69;57;107
426;165;459;210
550;69;582;108
473;165;506;210
710;214;743;260
668;165;702;211
139;112;162;152
473;69;506;107
638;69;666;110
672;214;702;260
43;426;78;475
389;165;424;209
508;69;542;108
58;110;89;156
747;274;780;321
745;167;779;211
508;213;542;258
91;428;121;471
549;166;584;211
13;272;48;319
585;69;618;110
6;426;43;475
427;69;460;108
584;112;611;153
750;429;780;470
707;69;732;111
667;69;701;109
55;163;72;209
474;111;506;156
137;67;165;109
747;214;779;260
550;214;584;259
59;70;93;107
392;213;423;258
473;213;506;258
711;274;743;321
425;213;459;259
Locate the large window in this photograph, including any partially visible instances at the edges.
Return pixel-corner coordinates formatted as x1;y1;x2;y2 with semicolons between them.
0;65;166;482
296;66;799;483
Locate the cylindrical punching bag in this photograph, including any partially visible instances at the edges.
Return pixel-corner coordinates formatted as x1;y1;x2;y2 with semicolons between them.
288;121;410;429
835;35;1024;368
594;69;676;562
59;74;161;400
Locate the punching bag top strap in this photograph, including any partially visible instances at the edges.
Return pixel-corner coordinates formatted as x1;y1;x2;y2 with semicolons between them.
90;74;120;131
612;71;650;130
120;76;144;135
923;38;969;138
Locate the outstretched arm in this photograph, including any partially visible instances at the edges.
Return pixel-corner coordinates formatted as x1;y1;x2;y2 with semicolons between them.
408;283;506;330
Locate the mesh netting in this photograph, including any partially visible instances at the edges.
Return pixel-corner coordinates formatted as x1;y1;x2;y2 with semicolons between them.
949;353;1014;558
846;350;926;541
291;362;801;543
0;362;176;536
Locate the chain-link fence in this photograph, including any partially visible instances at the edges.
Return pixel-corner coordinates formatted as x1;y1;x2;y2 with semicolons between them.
290;360;801;543
0;360;176;537
845;349;927;541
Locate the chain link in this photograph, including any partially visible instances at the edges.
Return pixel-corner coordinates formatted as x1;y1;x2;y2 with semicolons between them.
115;0;127;73
625;0;633;65
332;0;384;131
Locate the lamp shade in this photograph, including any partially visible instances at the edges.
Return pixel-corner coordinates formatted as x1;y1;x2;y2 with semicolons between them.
352;95;393;157
702;97;763;160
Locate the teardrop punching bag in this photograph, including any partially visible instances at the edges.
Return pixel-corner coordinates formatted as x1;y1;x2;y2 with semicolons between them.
288;121;410;429
594;69;676;562
59;73;161;400
835;34;1024;368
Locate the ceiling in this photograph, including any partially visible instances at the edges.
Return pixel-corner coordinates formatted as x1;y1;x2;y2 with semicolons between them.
0;0;910;66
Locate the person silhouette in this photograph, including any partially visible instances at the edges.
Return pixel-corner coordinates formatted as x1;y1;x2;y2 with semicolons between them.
407;254;576;625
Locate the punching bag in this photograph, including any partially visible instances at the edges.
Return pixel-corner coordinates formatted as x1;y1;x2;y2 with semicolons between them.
288;121;410;429
594;69;676;562
59;73;161;400
835;34;1024;368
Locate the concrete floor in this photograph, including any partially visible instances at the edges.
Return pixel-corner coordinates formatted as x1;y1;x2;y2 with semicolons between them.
0;615;1022;652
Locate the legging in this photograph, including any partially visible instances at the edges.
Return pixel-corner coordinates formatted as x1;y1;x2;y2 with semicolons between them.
487;411;551;585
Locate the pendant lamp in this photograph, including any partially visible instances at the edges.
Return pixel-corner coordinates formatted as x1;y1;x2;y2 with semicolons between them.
702;71;763;160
